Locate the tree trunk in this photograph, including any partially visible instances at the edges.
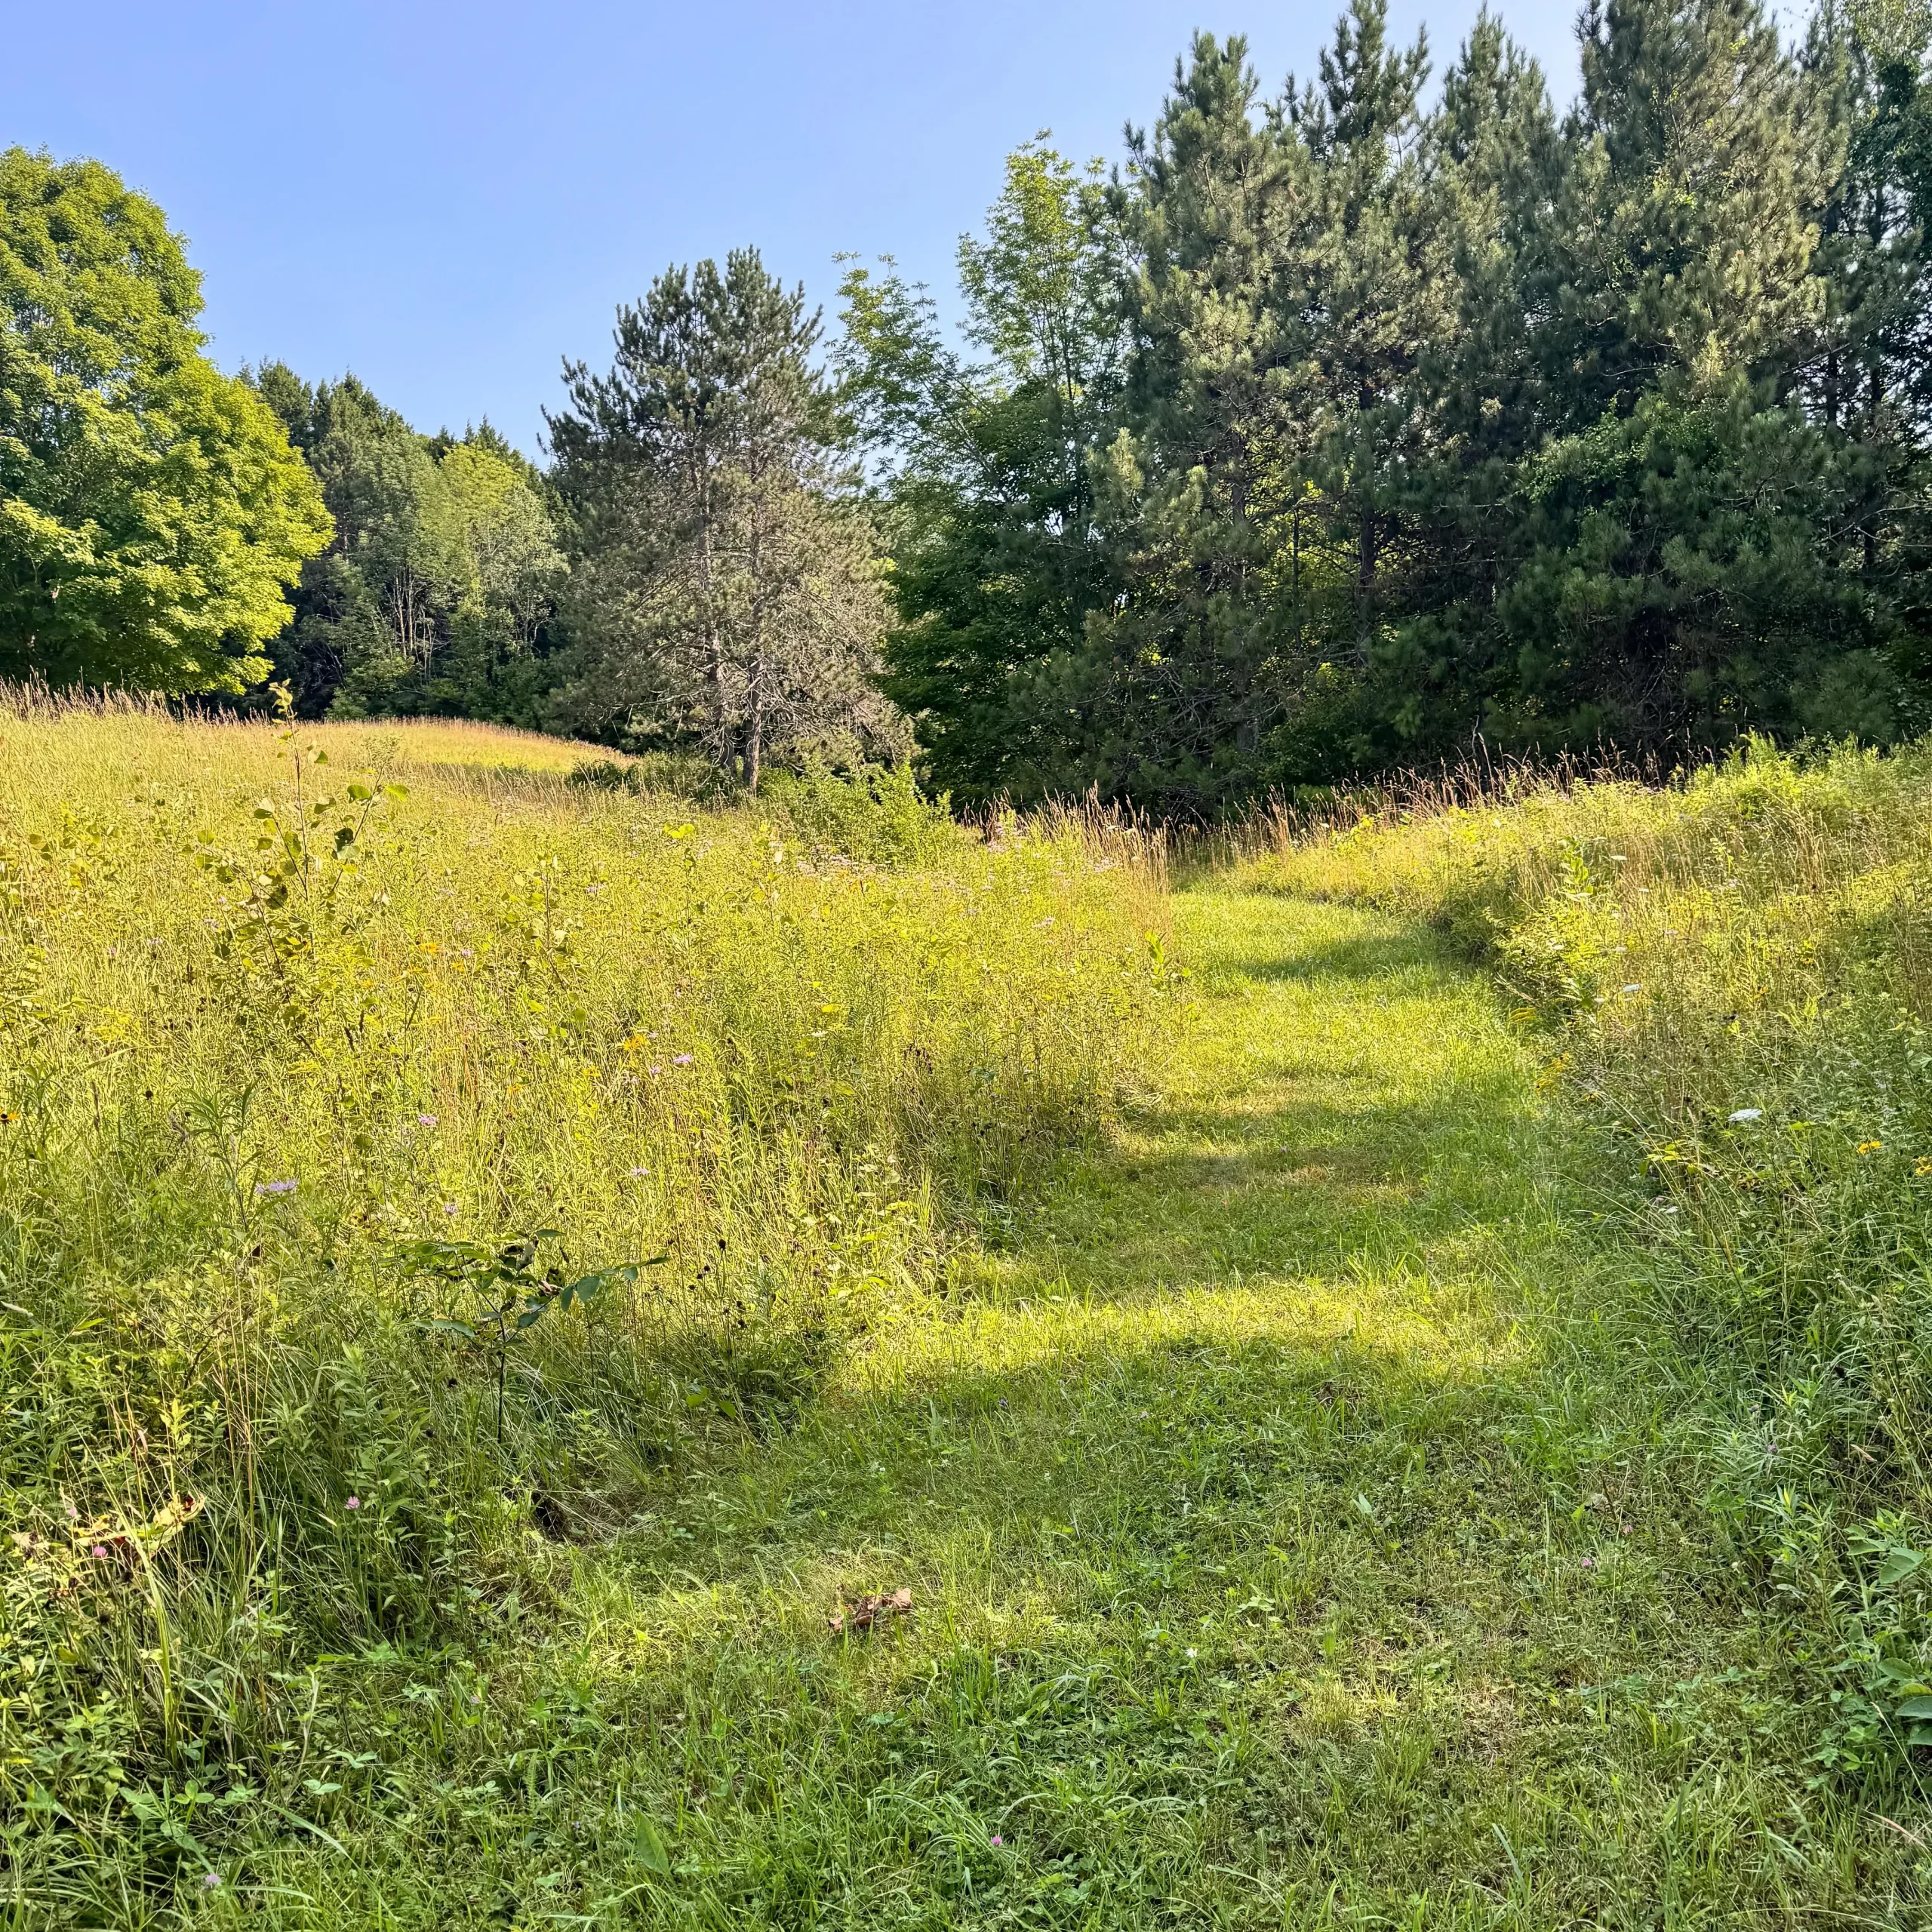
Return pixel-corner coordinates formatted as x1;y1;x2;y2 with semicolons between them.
695;474;731;777
746;651;765;795
1357;506;1377;668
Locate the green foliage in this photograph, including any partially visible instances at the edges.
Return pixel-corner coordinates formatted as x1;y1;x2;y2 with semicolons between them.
0;702;1174;1919
549;251;905;789
844;0;1932;812
0;150;331;694
12;749;1932;1917
836;144;1127;804
565;749;734;802
762;757;959;866
400;1230;657;1443
254;368;565;724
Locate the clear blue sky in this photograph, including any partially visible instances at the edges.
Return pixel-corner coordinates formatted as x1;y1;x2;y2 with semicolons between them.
5;2;1582;455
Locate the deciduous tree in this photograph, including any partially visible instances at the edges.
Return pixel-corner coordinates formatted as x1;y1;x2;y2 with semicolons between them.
0;150;329;694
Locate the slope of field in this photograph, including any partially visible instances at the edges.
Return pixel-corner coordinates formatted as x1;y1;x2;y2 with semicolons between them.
2;707;1927;1924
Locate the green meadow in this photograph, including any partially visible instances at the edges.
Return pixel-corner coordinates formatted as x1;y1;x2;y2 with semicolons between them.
4;701;1930;1925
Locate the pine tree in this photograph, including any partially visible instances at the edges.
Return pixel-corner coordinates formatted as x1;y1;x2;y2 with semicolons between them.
550;251;901;786
1493;0;1890;748
841;2;1932;805
1374;12;1558;755
1078;32;1304;808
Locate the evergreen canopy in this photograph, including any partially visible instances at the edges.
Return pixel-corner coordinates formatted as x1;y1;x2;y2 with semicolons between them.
844;0;1932;813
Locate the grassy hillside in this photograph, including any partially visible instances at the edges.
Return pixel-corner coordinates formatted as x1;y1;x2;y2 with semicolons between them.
5;707;1931;1924
1252;740;1932;1787
0;697;1169;1920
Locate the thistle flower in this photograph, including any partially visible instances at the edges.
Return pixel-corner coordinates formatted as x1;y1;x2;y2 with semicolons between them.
345;1495;360;1510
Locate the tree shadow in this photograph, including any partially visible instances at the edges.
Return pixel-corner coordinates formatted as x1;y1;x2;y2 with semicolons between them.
610;897;1565;1586
1204;925;1456;986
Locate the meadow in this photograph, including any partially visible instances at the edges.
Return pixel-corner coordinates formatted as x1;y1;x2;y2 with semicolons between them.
5;703;1932;1925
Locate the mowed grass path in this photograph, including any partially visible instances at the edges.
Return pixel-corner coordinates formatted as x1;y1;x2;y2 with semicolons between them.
269;890;1914;1928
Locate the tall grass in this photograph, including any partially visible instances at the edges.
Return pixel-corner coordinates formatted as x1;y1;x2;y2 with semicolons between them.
0;693;1170;1896
1249;737;1932;1778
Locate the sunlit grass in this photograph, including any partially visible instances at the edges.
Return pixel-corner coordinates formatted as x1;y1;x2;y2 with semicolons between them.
1248;737;1932;1801
5;708;1929;1924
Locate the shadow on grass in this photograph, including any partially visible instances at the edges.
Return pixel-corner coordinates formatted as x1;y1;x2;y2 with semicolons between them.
608;897;1564;1590
252;894;1811;1932
1203;925;1454;986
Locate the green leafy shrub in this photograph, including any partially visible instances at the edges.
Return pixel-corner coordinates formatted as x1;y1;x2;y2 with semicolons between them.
762;758;959;867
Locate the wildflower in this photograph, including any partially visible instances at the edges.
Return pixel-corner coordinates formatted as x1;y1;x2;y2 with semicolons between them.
1727;1109;1762;1124
1859;1140;1884;1155
201;1872;222;1890
345;1495;361;1510
1186;1646;1198;1659
991;1835;1003;1847
92;1544;109;1559
64;1500;78;1520
648;1064;663;1077
254;1179;297;1196
1580;1556;1595;1569
417;1113;438;1128
1916;1158;1932;1177
673;1054;694;1066
443;1201;459;1216
629;1165;649;1177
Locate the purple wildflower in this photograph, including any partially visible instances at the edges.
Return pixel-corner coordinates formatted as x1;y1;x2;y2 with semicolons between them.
345;1496;361;1510
254;1179;296;1196
201;1872;222;1890
673;1054;694;1066
92;1544;109;1559
417;1113;438;1128
991;1835;1003;1847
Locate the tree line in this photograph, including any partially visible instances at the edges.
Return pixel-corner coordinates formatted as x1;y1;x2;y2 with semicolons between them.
6;0;1932;809
0;160;899;788
848;0;1932;810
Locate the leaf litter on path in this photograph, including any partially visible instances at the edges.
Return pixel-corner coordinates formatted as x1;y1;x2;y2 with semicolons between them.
829;1587;913;1636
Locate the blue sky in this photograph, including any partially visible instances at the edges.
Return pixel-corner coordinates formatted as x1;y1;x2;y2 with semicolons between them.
5;2;1582;454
